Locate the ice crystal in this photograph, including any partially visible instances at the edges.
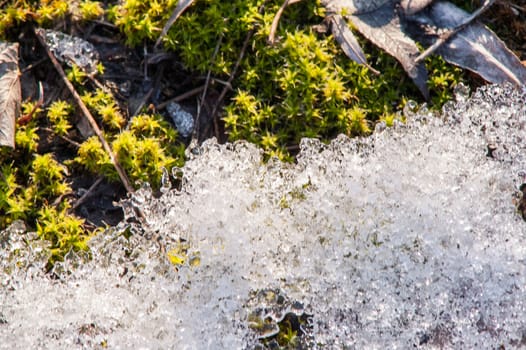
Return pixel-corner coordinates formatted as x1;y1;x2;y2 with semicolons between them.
41;29;100;74
1;84;526;349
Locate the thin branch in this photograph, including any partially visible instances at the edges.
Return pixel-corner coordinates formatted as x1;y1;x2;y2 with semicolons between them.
209;21;256;137
508;2;526;14
194;34;223;139
41;127;82;148
268;0;303;45
156;85;206;110
21;57;48;74
155;0;195;48
35;28;135;194
131;64;165;117
70;175;105;211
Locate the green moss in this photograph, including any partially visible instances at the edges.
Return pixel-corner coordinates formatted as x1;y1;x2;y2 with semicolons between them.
0;0;467;268
0;1;188;266
36;204;91;267
425;52;464;107
77;0;105;21
166;239;201;269
108;0;463;160
47;100;74;136
81;88;126;129
14;124;40;153
71;112;185;188
0;0;106;40
279;180;312;209
2;97;185;267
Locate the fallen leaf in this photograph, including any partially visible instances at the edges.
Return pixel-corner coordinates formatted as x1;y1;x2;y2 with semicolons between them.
408;2;526;86
0;42;21;149
321;0;526;99
400;0;434;16
327;14;367;66
348;2;429;99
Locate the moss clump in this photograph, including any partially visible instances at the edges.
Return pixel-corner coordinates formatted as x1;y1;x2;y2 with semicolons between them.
36;204;91;267
110;0;464;160
0;133;83;266
1;95;185;267
0;0;467;268
0;0;188;267
71;112;184;186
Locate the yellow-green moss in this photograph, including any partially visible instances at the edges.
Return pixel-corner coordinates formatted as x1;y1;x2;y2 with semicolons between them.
0;0;467;268
109;0;463;160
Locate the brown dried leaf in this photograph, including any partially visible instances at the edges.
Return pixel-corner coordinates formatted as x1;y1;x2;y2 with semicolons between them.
418;2;526;86
349;2;429;99
0;42;21;149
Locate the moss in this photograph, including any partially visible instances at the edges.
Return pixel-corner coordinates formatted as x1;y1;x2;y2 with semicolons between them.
0;0;188;267
166;239;201;269
47;100;74;136
109;0;463;160
70;112;185;187
81;88;126;129
0;0;468;268
3;92;185;266
36;203;98;268
77;0;105;21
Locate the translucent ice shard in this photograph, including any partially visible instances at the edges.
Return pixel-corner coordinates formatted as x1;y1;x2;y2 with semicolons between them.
40;29;100;74
1;83;526;348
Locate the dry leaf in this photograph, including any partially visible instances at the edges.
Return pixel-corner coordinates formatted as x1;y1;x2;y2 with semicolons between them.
348;2;429;99
321;0;526;99
0;42;21;149
328;15;367;66
400;0;434;16
409;2;526;86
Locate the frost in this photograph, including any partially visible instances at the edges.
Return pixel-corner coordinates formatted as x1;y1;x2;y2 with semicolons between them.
1;84;526;348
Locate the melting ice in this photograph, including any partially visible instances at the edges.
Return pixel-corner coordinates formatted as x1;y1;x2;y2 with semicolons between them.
1;84;526;349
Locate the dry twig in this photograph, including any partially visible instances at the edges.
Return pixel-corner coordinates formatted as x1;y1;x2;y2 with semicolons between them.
131;64;165;117
70;175;105;211
41;127;82;148
268;0;303;45
208;21;256;138
156;85;206;110
35;28;134;194
194;34;223;139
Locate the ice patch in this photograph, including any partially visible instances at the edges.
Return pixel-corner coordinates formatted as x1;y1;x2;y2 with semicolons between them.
1;83;526;349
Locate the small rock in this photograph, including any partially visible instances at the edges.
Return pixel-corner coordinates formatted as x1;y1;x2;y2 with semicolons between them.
166;102;194;138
